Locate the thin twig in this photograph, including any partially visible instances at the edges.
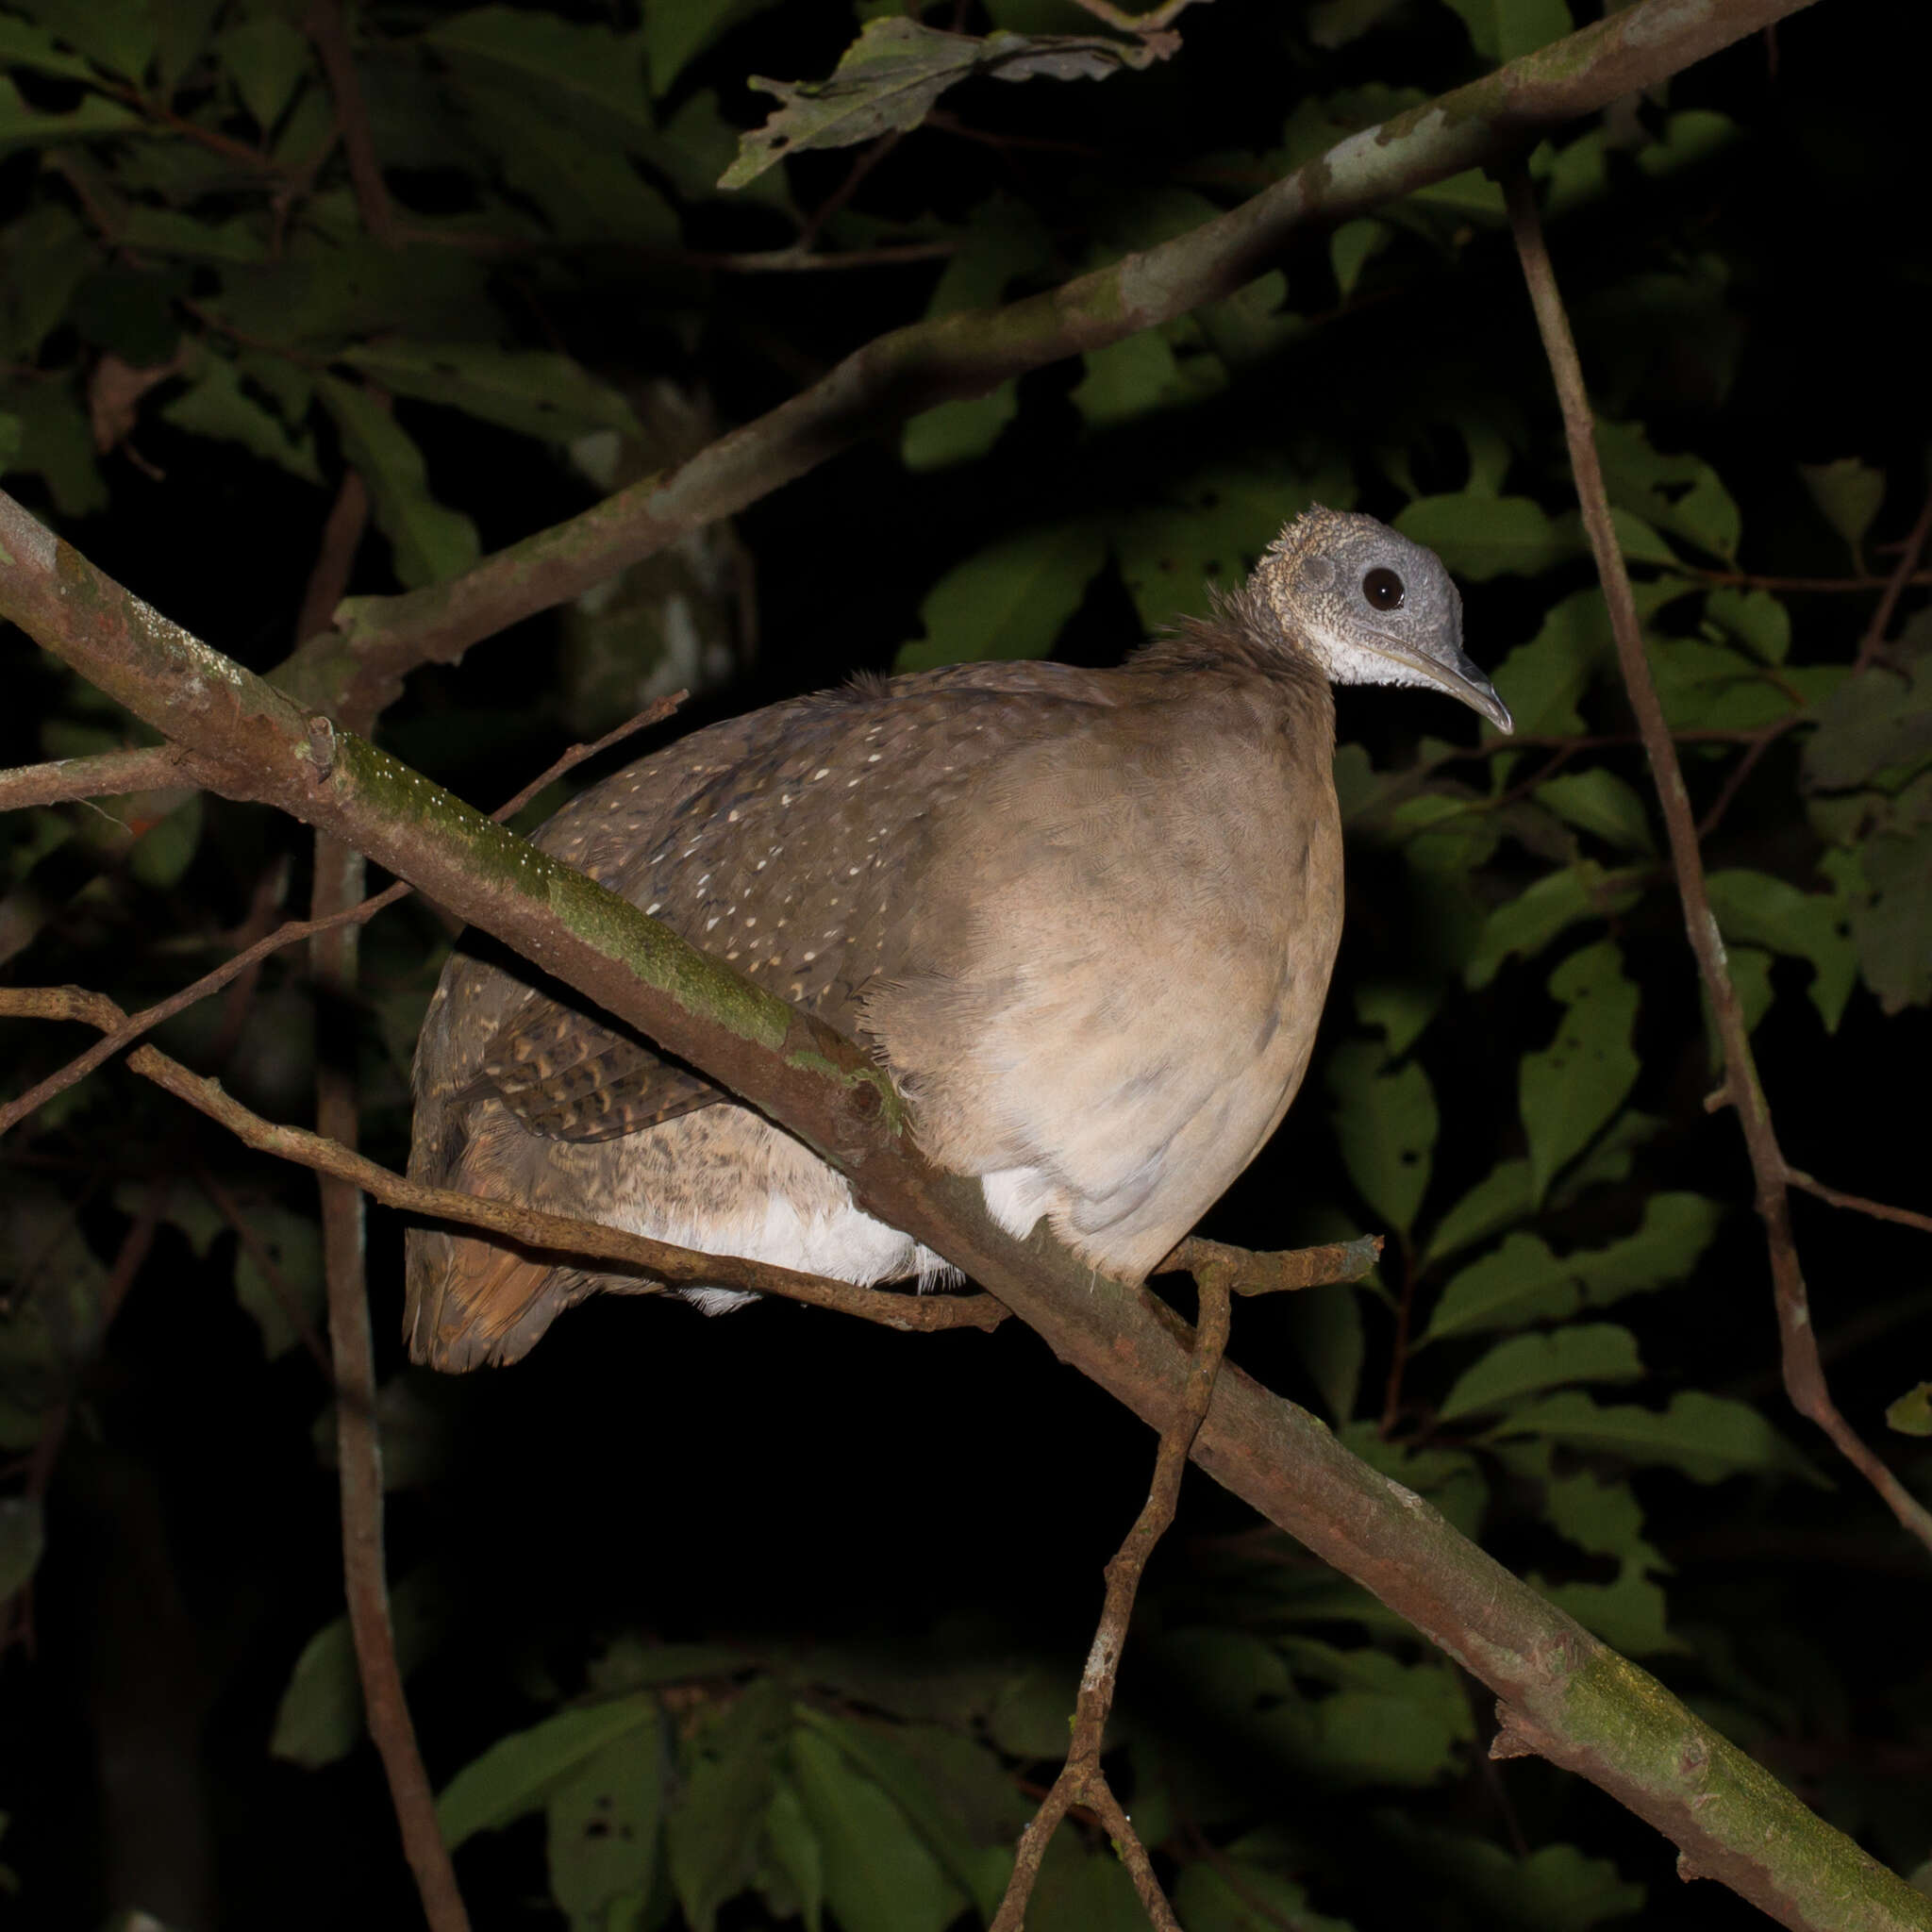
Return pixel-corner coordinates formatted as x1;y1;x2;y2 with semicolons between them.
1503;166;1932;1557
1061;0;1203;42
0;697;684;1141
304;0;397;248
1159;1232;1380;1294
296;470;372;652
195;1163;333;1377
991;1260;1234;1931
0;744;189;811
1851;486;1932;674
1783;1169;1932;1239
310;831;468;1932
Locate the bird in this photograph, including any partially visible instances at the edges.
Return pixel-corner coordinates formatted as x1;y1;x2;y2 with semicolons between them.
406;507;1510;1370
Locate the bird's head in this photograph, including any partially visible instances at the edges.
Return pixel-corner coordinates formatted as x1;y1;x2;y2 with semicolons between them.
1254;506;1512;732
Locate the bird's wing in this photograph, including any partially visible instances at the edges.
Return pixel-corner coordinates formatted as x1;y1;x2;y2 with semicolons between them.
438;661;1124;1145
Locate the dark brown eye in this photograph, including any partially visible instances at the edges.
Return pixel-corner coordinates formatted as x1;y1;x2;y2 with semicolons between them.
1363;567;1405;610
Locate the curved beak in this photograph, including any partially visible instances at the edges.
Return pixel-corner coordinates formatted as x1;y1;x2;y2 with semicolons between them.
1420;646;1513;733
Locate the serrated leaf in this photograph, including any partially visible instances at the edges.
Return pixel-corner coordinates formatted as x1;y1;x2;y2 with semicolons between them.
338;343;643;445
1439;0;1573;64
1886;1383;1932;1437
1542;1564;1678;1657
1378;1820;1643;1932
1330;217;1390;301
1706;869;1857;1030
1850;823;1932;1011
1071;329;1219;429
789;1727;967;1932
1651;634;1793;732
1439;1324;1642;1421
439;1693;662;1850
547;1709;667;1922
902;386;1018;472
1572;1191;1721;1304
317;378;480;590
720;18;1146;190
1464;862;1641;989
1424;1231;1575;1341
668;1677;790;1932
1489;1390;1825;1486
1326;1040;1437;1236
1393;492;1576;581
218;12;310;132
896;522;1106;671
1594;418;1740;562
163;349;322;484
1534;768;1655;855
1798;457;1886;568
1520;940;1639;1204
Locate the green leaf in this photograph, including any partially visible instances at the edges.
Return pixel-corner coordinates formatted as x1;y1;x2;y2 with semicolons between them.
453;80;677;247
796;1710;1008;1921
1705;585;1790;666
1706;869;1857;1030
1534;769;1654;855
1330;217;1390;301
119;208;270;266
1375;1820;1643;1932
0;75;141;153
1487;588;1611;737
1571;1191;1721;1304
896;522;1106;671
1341;1428;1490;1539
0;15;95;79
1283;1285;1365;1424
1424;1232;1575;1342
641;0;783;98
1803;658;1932;791
1422;1159;1531;1268
667;1677;790;1932
1798;457;1886;568
1355;981;1441;1057
1438;0;1573;64
270;1571;446;1769
1073;329;1205;429
721;18;1150;189
1326;1040;1437;1237
217;12;310;132
1490;1390;1826;1486
1116;459;1344;632
163;348;323;485
1174;1859;1357;1932
789;1726;968;1932
1886;1382;1932;1437
439;1693;663;1851
1593;418;1740;562
1520;940;1639;1204
1848;824;1932;1012
763;1776;824;1932
547;1710;667;1924
1650;635;1794;733
317;378;481;590
17;0;154;79
1468;865;1638;989
338;343;643;446
428;8;652;142
231;1203;324;1359
1543;1564;1677;1657
1393;493;1577;581
1438;1324;1643;1421
1028;1840;1145;1930
0;1497;44;1602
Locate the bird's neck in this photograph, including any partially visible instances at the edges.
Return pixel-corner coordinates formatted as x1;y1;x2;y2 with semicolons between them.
1129;591;1336;741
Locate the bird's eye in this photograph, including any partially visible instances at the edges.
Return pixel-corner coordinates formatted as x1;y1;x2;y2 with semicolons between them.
1363;567;1405;611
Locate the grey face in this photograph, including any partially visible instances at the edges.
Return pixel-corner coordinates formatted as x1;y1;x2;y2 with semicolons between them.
1257;507;1513;732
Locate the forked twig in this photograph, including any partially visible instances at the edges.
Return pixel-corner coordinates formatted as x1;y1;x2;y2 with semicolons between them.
991;1257;1234;1930
1502;166;1932;1556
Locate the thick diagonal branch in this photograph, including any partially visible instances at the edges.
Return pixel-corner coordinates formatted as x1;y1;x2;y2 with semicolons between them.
5;495;1926;1932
